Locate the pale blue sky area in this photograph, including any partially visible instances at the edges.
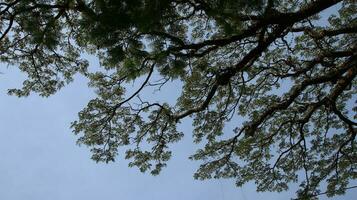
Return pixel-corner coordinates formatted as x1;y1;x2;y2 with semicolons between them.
0;4;356;200
0;56;356;200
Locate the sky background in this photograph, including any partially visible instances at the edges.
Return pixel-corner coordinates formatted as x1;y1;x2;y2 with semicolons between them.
0;3;356;200
1;57;356;200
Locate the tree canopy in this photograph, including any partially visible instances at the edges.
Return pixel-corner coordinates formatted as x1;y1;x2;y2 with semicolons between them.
1;0;356;198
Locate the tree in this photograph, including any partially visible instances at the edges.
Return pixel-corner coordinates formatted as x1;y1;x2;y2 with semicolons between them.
0;0;356;198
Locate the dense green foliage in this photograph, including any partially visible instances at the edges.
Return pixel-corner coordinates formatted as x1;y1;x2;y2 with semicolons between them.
1;0;356;198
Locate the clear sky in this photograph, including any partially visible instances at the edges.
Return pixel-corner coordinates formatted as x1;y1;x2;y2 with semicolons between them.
0;3;356;199
1;55;356;200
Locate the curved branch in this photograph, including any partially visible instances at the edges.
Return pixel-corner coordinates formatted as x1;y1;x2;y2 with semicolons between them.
246;54;357;136
173;83;218;121
114;60;154;109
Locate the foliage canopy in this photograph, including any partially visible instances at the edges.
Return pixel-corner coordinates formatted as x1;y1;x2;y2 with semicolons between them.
1;0;356;198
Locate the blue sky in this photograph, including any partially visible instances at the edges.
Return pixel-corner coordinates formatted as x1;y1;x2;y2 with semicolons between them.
1;56;356;200
0;3;356;199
